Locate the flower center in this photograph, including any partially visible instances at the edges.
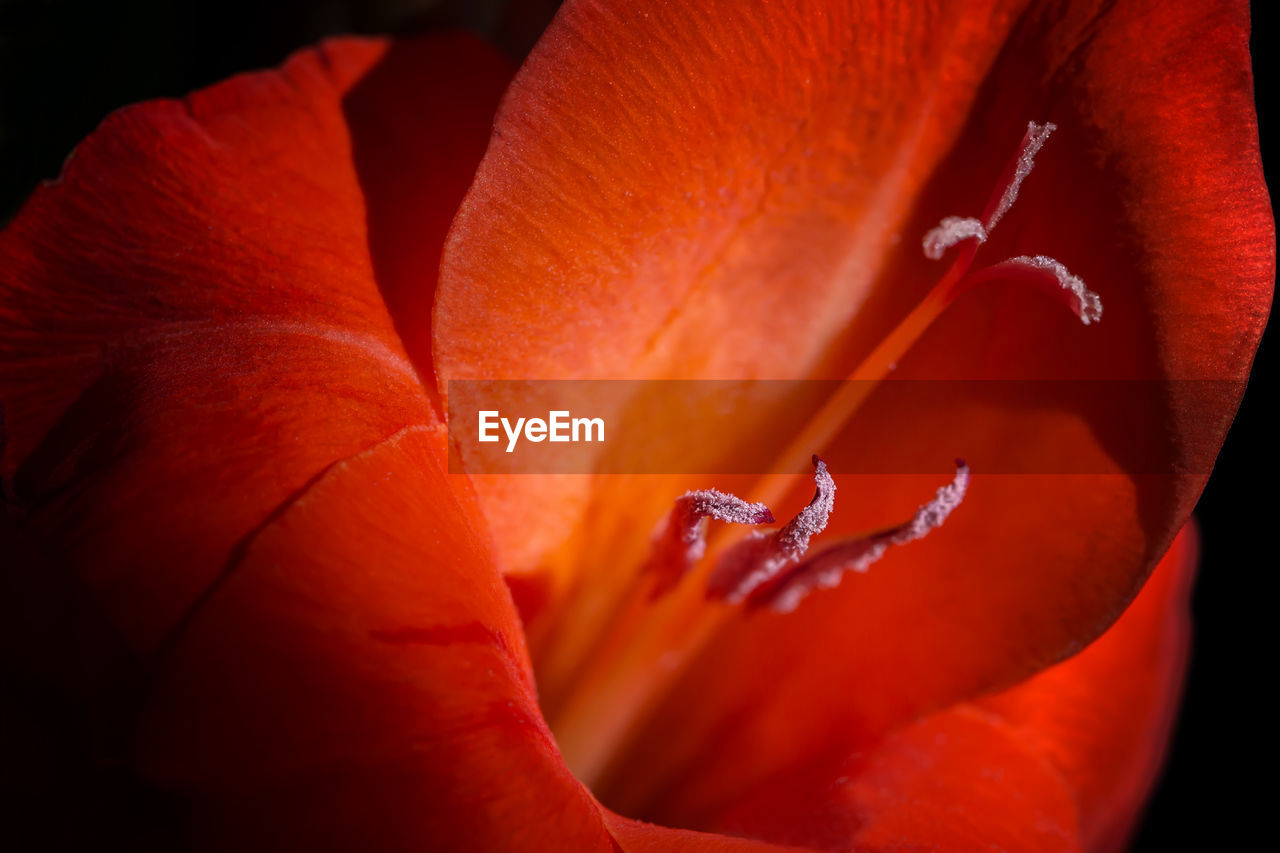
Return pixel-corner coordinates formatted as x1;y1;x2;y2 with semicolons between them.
539;121;1102;795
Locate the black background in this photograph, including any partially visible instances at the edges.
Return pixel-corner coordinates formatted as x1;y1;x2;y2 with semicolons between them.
0;1;1273;849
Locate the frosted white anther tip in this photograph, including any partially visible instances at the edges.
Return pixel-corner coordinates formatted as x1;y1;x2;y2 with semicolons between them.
922;216;987;261
1007;255;1103;325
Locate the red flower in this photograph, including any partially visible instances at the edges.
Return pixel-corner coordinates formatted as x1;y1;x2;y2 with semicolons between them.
0;1;1270;851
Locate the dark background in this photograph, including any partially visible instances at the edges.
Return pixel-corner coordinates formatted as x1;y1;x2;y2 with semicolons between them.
0;0;1273;849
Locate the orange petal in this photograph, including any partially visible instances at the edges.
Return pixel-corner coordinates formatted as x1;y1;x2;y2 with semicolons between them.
0;35;509;654
131;427;607;850
973;524;1197;852
0;35;795;852
6;424;800;849
437;0;1034;385
342;36;515;393
553;0;1266;820
434;0;1267;639
699;524;1194;851
715;708;1085;852
433;0;1036;582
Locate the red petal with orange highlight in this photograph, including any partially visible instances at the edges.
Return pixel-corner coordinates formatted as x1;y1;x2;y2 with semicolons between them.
135;428;797;851
0;35;510;654
0;33;803;852
974;525;1197;852
0;1;1264;848
706;525;1195;851
458;0;1266;820
434;0;1036;583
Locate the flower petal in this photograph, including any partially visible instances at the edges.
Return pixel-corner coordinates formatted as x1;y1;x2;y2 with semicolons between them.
131;426;609;850
434;0;1267;640
0;35;795;852
717;709;1085;853
699;524;1194;851
433;0;1034;582
436;0;1032;385
341;36;515;393
5;424;800;850
972;523;1196;852
531;0;1267;819
0;35;509;654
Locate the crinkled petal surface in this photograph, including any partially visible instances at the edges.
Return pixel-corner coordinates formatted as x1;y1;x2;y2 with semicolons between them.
435;0;1271;819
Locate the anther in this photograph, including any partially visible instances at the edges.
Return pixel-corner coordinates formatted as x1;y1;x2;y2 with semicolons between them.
706;456;836;604
962;256;1102;325
918;121;1102;325
983;121;1056;232
923;216;988;261
647;489;774;597
921;121;1057;261
1004;256;1102;325
754;461;971;613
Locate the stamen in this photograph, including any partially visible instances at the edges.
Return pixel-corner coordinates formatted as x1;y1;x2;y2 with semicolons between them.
755;461;971;614
647;490;774;597
922;216;987;260
983;121;1056;232
707;456;836;604
1005;256;1102;325
922;121;1057;261
915;121;1101;326
967;256;1103;325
